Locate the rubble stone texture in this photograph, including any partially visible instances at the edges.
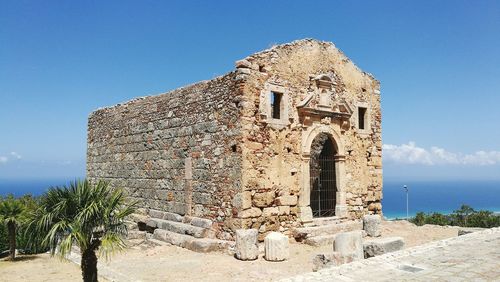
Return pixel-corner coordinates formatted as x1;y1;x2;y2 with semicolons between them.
363;214;382;237
264;232;289;261
333;230;364;260
235;229;259;260
87;39;382;240
363;236;405;258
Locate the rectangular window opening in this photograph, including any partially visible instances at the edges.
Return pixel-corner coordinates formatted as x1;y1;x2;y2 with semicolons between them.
358;107;367;130
271;92;282;119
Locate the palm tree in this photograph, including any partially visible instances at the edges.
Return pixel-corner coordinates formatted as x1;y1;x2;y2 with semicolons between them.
26;180;136;282
0;195;26;260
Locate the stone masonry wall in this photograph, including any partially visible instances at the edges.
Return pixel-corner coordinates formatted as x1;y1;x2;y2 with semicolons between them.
87;39;383;241
229;39;382;239
87;73;244;240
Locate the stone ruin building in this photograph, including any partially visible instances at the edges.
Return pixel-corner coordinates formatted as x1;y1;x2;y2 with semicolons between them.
87;39;382;250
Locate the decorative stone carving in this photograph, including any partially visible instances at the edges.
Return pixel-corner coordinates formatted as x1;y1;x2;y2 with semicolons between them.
264;232;289;261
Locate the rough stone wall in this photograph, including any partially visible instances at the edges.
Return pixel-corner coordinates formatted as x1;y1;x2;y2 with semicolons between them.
231;39;382;239
87;74;244;240
87;39;383;241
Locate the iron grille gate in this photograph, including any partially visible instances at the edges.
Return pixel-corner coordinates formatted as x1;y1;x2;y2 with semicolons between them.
310;157;337;217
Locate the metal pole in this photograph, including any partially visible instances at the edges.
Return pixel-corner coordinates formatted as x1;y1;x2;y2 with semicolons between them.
404;185;409;220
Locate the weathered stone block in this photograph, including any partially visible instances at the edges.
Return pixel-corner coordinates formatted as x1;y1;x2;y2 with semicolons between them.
334;230;363;260
264;232;289;261
189;217;213;229
232;191;252;210
149;209;166;219
312;252;355;272
163;212;183;222
253;192;275;207
239;207;262;218
262;207;279;217
235;59;252;69
278;206;290;215
363;237;404;258
235;229;259;260
368;202;382;212
363;214;381;237
275;195;298;206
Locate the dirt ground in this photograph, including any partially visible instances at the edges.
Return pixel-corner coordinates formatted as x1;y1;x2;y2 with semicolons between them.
0;220;460;282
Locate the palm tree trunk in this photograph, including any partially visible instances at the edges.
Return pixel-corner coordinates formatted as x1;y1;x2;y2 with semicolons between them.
7;221;16;260
81;249;98;282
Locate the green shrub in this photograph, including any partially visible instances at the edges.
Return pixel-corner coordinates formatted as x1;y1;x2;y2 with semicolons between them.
410;204;500;228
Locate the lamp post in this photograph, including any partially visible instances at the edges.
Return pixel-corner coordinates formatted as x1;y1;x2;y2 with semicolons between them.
403;185;409;220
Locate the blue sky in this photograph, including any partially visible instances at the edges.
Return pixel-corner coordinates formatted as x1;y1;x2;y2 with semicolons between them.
1;1;499;180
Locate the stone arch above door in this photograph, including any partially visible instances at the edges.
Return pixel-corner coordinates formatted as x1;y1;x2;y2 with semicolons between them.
301;124;346;158
298;124;348;223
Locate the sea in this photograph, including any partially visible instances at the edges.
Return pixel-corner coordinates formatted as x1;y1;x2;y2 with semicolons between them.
0;178;499;220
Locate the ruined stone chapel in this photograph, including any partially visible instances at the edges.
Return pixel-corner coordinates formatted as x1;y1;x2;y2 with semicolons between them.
87;39;382;246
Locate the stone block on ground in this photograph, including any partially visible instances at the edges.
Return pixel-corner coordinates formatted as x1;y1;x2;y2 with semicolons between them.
334;230;363;260
304;234;336;247
264;232;289;261
312;252;355;272
363;215;381;237
187;238;234;253
235;229;259;260
363;236;405;258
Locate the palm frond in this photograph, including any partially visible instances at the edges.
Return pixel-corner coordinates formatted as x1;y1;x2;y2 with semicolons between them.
25;178;136;260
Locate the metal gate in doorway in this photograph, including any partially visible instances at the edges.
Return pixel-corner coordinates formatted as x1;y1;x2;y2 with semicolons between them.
310;146;337;217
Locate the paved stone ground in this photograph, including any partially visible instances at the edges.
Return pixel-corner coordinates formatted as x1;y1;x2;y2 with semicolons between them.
283;227;500;282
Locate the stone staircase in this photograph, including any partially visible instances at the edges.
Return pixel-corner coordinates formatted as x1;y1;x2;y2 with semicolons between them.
292;217;363;246
127;209;234;253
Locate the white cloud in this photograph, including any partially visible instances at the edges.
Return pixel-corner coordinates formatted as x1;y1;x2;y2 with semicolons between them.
10;151;22;159
383;142;500;166
0;151;22;164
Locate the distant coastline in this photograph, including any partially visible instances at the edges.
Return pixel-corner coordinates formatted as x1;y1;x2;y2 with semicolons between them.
383;180;500;219
1;179;499;220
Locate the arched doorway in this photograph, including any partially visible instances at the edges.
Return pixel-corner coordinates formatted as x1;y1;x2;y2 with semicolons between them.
309;133;337;217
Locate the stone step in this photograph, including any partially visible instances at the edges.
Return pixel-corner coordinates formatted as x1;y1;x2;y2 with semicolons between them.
153;229;233;253
148;209;214;229
146;218;213;238
307;216;343;227
149;209;184;222
293;220;363;240
183;216;213;229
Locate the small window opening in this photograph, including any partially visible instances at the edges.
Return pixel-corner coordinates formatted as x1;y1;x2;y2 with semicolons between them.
231;145;237;152
358;107;367;130
271;92;282;119
259;65;265;72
